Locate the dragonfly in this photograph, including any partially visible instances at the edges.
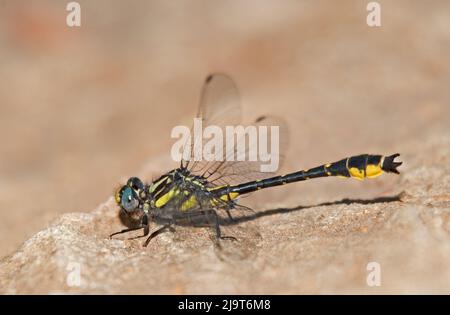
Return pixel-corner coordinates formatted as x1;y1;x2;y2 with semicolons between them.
110;74;402;247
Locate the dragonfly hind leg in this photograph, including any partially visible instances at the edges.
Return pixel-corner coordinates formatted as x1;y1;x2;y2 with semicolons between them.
225;209;237;222
207;209;238;243
172;209;238;246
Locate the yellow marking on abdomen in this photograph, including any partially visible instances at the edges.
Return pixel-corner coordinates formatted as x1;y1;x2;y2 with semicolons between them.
365;164;383;178
207;185;226;192
348;167;365;180
324;164;332;176
220;192;239;201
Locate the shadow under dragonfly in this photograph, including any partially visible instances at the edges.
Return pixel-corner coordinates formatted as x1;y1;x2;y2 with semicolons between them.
223;194;403;226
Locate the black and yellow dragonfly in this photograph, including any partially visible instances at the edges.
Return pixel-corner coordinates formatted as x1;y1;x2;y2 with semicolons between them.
111;74;402;247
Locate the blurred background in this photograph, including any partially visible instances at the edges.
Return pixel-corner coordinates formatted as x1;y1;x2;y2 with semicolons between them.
0;0;448;259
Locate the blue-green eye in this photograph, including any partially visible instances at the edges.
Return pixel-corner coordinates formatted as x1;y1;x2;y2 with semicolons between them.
121;187;139;212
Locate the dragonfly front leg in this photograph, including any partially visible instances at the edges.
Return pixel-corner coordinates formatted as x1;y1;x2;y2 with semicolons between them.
110;214;149;240
212;212;237;243
127;224;150;240
143;224;175;247
109;226;145;239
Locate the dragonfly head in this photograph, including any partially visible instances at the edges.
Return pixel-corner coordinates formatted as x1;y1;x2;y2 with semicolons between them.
115;177;146;213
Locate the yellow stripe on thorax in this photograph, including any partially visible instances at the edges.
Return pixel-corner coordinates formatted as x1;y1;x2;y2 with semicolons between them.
155;188;179;208
149;176;170;193
181;195;198;211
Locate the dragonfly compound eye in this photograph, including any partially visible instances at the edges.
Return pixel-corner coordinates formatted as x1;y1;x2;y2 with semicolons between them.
120;186;139;212
127;177;144;191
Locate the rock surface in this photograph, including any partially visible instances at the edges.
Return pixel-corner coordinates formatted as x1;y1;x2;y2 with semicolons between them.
1;136;449;294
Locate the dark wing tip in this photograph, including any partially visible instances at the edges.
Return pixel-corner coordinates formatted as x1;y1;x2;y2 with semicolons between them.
382;153;402;174
204;73;232;84
255;115;267;123
205;74;214;83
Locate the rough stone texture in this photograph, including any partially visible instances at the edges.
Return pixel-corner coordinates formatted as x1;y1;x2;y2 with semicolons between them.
1;136;449;294
0;1;449;294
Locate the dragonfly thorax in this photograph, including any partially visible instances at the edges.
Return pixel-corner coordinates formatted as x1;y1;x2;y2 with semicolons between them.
145;168;222;212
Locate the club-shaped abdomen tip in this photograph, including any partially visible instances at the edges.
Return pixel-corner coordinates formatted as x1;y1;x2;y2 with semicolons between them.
382;153;402;174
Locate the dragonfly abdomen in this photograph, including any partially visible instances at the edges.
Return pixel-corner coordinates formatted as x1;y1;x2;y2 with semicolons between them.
217;154;402;198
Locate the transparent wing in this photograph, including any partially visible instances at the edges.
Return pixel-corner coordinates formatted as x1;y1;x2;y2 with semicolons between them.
197;74;242;132
182;74;289;186
206;115;289;186
182;73;241;172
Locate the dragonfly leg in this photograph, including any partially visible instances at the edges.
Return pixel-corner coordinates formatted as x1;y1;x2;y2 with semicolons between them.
225;209;236;222
207;209;237;242
109;226;144;239
172;209;238;245
127;224;150;240
143;224;175;247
